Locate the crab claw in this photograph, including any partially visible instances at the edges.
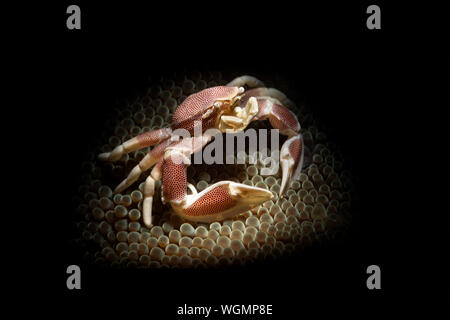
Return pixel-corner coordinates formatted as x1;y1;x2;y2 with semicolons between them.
279;134;304;197
172;181;273;223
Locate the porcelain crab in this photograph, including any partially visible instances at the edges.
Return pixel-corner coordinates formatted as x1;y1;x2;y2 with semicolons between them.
99;75;304;227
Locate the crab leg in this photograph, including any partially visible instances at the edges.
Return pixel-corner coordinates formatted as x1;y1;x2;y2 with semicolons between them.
227;75;265;88
114;139;172;193
98;127;172;162
160;136;273;223
142;160;163;227
279;134;304;196
252;97;304;196
242;87;295;110
228;74;295;109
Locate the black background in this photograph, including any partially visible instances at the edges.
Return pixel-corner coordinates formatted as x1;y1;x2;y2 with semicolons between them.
16;1;449;317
